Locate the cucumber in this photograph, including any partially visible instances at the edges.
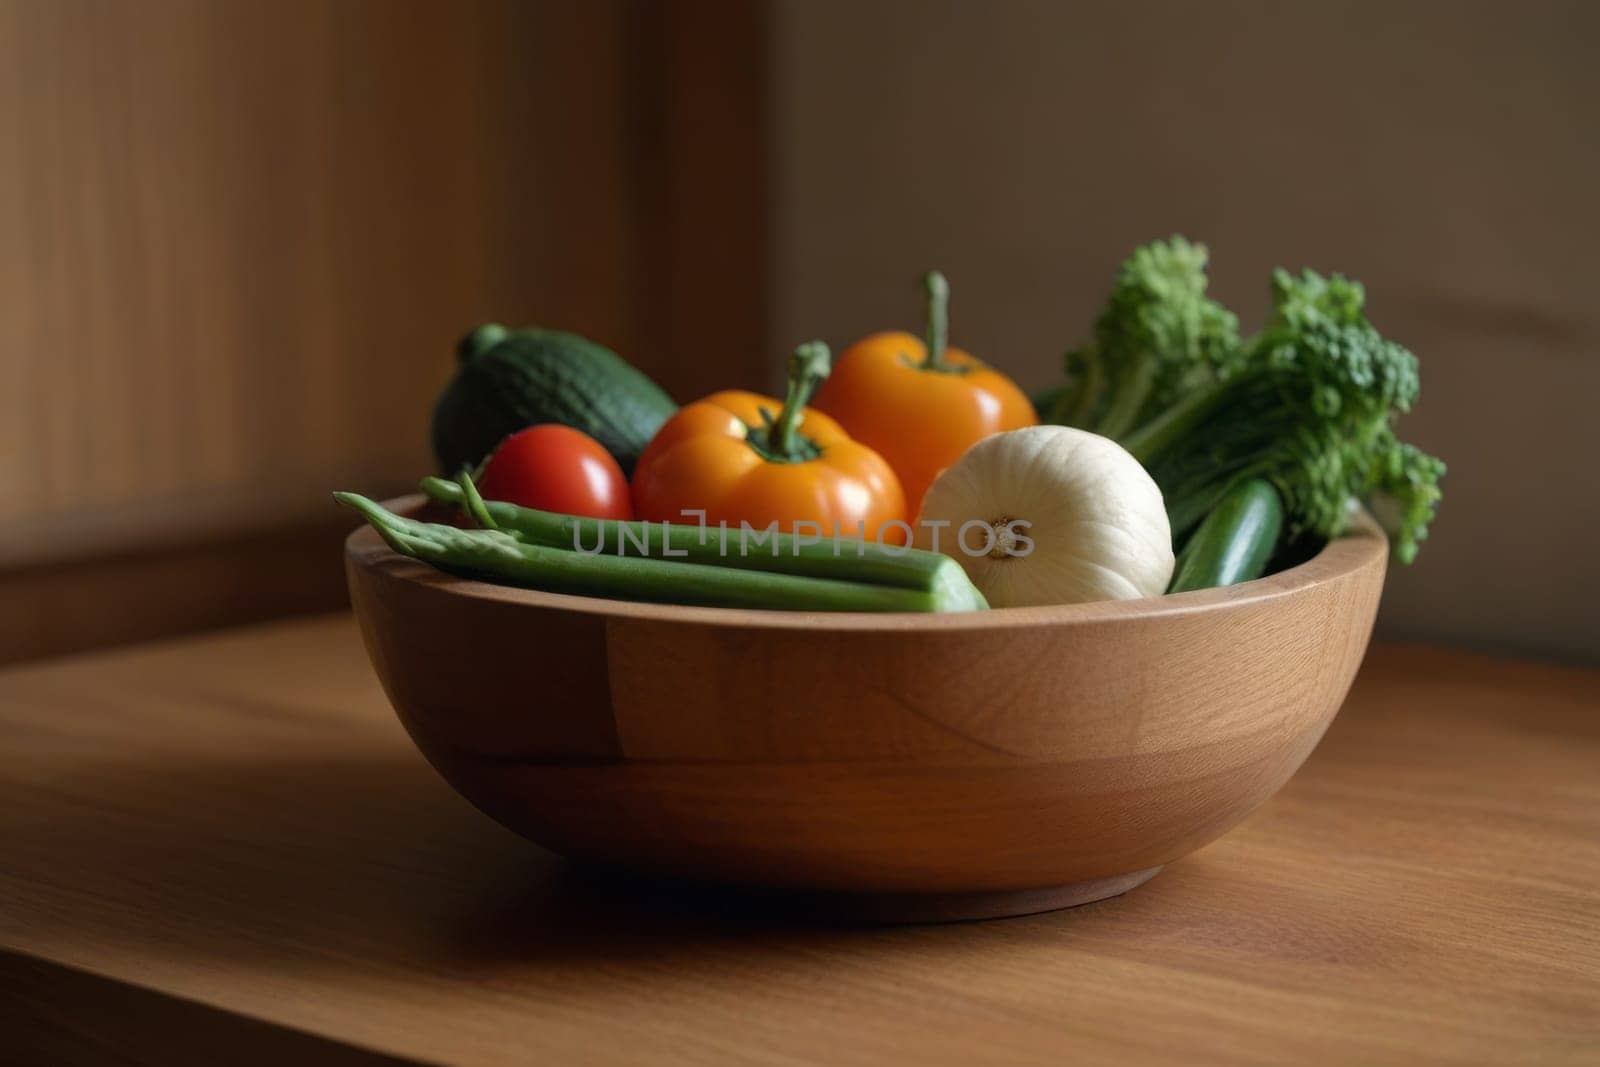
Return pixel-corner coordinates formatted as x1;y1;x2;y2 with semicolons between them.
430;324;677;476
1168;477;1284;593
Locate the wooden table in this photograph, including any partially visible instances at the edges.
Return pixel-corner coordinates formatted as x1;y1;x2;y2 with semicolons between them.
2;616;1596;1065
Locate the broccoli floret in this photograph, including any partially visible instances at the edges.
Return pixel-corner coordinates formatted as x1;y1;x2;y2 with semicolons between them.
1253;268;1420;420
1051;241;1444;563
1045;236;1240;437
1363;432;1445;565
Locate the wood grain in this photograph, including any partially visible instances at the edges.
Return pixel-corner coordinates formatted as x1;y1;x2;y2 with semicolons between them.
0;512;352;667
0;950;414;1067
0;617;1594;1063
345;502;1387;908
0;0;498;561
0;0;773;662
0;0;773;571
626;0;774;397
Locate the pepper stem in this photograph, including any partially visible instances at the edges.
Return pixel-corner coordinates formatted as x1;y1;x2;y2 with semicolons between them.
767;340;831;459
919;270;950;371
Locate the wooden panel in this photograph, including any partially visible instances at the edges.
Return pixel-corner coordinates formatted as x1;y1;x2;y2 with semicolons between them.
0;621;1595;1062
0;0;492;560
0;0;701;564
627;0;773;397
479;0;638;357
0;515;353;667
0;0;772;661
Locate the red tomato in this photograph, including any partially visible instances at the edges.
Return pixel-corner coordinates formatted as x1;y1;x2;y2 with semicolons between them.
477;425;633;520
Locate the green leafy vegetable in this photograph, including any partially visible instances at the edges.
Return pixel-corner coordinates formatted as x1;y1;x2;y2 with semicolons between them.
1043;236;1241;438
1046;237;1445;563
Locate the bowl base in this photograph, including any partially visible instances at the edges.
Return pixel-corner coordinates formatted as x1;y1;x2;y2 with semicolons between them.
795;866;1163;924
558;862;1165;926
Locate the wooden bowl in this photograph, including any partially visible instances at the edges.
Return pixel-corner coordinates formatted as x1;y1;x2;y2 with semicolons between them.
346;497;1386;921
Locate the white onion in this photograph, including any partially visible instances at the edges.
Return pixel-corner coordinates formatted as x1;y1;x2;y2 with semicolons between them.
913;425;1174;607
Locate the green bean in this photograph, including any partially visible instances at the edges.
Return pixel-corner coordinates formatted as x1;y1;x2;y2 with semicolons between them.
338;493;986;613
418;475;960;594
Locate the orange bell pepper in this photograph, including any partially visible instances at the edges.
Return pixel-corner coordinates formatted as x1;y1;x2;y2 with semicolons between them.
813;272;1035;513
631;342;909;543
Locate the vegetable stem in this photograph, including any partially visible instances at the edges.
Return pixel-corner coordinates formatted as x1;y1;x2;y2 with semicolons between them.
767;341;831;459
1121;376;1241;464
454;322;509;364
457;470;498;530
1094;356;1155;440
1058;347;1105;426
919;270;950;371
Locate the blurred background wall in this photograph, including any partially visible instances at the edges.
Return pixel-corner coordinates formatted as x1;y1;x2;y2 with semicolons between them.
0;0;765;663
1;0;1594;664
771;0;1599;663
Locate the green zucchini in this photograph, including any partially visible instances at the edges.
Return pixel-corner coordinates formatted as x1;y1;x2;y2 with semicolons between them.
337;493;988;614
1168;477;1284;593
430;324;677;477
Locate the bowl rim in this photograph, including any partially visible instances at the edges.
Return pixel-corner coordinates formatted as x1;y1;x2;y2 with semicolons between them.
345;494;1388;632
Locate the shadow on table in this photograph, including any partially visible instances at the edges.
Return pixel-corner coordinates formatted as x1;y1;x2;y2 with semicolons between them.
6;751;1164;982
